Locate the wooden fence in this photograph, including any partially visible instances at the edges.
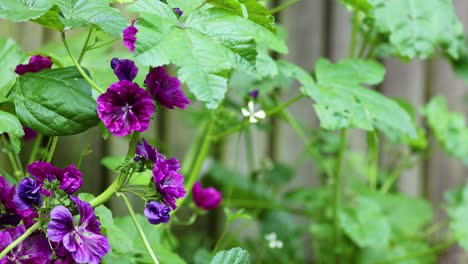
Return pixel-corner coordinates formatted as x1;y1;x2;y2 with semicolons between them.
1;0;468;263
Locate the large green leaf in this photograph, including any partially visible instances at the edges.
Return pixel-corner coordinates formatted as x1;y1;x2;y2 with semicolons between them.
12;66;99;136
339;196;391;248
424;96;468;164
0;37;26;96
0;0;58;22
128;0;286;108
358;241;435;264
307;58;416;141
207;0;275;32
0;111;24;138
211;248;250;264
367;0;466;60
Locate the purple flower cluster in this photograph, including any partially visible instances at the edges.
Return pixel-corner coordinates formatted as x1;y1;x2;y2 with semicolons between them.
47;196;110;264
135;139;186;224
192;182;222;210
14;55;52;75
145;67;190;110
0;225;51;264
0;176;37;228
26;161;83;195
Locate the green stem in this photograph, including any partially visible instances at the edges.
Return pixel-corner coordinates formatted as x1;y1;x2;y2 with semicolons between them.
367;131;379;190
380;158;412;194
349;11;359;58
61;32;105;94
86;38;119;51
46;136;58;163
270;0;300;14
0;222;41;259
181;122;207;175
333;128;347;264
118;192;160;264
29;134;43;164
174;119;214;212
78;28;94;64
211;94;304;140
2;136;20;181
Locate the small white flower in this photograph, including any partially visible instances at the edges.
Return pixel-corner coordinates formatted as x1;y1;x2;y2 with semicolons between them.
241;101;266;123
264;232;277;241
268;240;283;249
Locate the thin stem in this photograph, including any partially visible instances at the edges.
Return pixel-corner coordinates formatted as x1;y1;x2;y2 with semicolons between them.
0;222;41;259
118;192;160;264
174;119;214;212
29;134;43;164
89;180;119;208
2;136;20;181
349;11;359;58
333;128;347;264
270;0;300;14
367;131;379;190
380;158;412;194
78;28;94;64
61;32;105;94
86;38;119;51
211;94;304;140
46;136;58;163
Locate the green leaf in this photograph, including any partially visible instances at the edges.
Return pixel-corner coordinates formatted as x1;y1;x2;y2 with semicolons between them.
167;0;204;14
207;0;275;32
0;110;24;138
0;37;26;96
33;5;65;30
358;241;435;264
339;0;373;14
309;59;416;141
101;155;126;171
339;196;391;248
55;0;128;37
424;96;468;164
210;247;250;264
369;0;466;60
0;0;58;22
12;66;100;136
129;0;286;108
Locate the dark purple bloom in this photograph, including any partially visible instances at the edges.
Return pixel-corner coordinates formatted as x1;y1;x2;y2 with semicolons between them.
59;164;83;194
136;138;162;163
47;196;110;264
249;90;259;99
144;67;190;109
15;55;52;75
27;161;61;185
0;176;37;227
110;58;139;81
192;182;222;210
97;80;155;137
123;20;138;53
153;160;186;209
144;201;171;225
173;8;183;17
0;225;52;264
14;178;42;210
22;125;37;141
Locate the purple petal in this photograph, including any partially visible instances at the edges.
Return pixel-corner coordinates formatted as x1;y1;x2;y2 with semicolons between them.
110;58;139;81
27;161;61;185
144;201;170;225
60;164;83;194
47;206;74;242
123;20;138;53
144;67;190;110
70;196;101;234
69;233;110;264
15;55;52;75
192;182;222;210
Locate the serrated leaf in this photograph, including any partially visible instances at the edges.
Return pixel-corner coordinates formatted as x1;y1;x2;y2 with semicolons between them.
0;0;58;22
0;37;26;96
369;0;466;60
129;0;286;108
340;196;391;248
211;247;250;264
55;0;128;36
12;66;100;136
0;111;24;138
424;96;468;164
207;0;275;32
308;59;416;142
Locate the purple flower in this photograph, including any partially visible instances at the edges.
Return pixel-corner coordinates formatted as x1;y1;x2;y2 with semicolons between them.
249;90;259;99
22;125;37;141
0;176;37;227
173;8;183;17
14;178;42;210
153;160;186;209
14;55;52;75
59;164;83;194
136;138;162;163
97;80;155;137
0;225;52;264
110;58;139;81
144;201;171;225
47;196;110;264
27;161;61;185
144;67;190;109
123;20;138;53
192;182;222;210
